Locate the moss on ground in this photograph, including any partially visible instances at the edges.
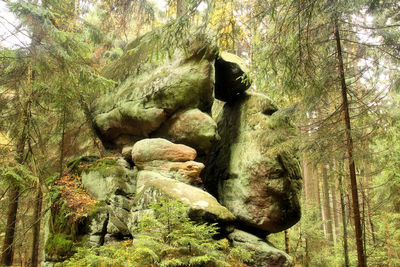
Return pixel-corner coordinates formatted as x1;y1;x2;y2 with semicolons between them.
45;233;76;261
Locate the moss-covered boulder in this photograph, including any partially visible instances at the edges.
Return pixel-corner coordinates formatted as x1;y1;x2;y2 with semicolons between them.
92;37;216;149
133;173;235;225
229;230;293;267
132;138;197;164
137;161;204;185
81;159;136;200
204;92;302;233
151;109;219;155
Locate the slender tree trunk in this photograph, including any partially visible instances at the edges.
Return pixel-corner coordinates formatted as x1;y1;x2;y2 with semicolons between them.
330;172;339;244
301;134;311;267
284;230;290;254
30;186;42;267
302;117;314;204
176;0;187;17
312;165;324;231
385;224;393;267
302;156;313;204
74;0;79;26
334;18;366;267
304;237;310;267
78;94;105;156
339;170;350;267
59;106;66;174
360;180;367;257
363;157;376;246
1;94;30;266
1;188;20;266
321;164;333;243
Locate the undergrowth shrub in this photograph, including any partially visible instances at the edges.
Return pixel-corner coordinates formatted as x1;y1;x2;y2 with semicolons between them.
66;197;253;266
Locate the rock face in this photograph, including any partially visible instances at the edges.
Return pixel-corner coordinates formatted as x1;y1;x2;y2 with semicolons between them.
229;230;293;267
82;165;135;201
44;32;302;267
151;108;219;155
205;92;302;233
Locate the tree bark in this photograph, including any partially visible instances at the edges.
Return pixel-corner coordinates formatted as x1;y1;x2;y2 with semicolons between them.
304;237;310;267
29;186;43;267
385;223;393;267
302;117;314;205
321;164;333;243
363;156;376;245
176;0;187;17
339;169;350;267
334;18;366;267
330;169;339;244
59;106;66;174
284;230;290;254
302;155;313;204
1;95;30;266
78;94;105;156
312;165;324;231
1;187;20;266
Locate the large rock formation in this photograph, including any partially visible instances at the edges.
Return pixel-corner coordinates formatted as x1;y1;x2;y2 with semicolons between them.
43;32;301;267
205;92;302;234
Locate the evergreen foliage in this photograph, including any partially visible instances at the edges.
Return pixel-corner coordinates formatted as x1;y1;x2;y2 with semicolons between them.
65;197;253;267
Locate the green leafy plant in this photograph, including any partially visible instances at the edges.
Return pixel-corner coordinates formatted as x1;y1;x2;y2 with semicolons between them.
66;197;253;266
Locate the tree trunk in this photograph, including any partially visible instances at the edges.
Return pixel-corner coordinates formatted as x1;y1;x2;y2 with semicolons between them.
312;165;323;231
363;157;376;246
302;117;314;205
301;140;311;267
334;18;366;267
284;230;290;254
385;224;393;267
176;0;187;17
74;0;80;26
78;94;105;156
29;186;43;267
1;96;30;266
304;237;310;267
1;187;20;266
302;155;313;204
360;180;367;258
59;106;66;174
339;170;350;267
330;171;339;244
321;164;333;243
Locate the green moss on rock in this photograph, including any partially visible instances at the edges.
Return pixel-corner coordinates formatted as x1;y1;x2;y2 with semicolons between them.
45;233;75;261
204;92;302;233
134;173;235;223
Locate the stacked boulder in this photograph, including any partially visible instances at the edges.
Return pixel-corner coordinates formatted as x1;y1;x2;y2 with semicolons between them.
129;138;235;231
43;32;301;267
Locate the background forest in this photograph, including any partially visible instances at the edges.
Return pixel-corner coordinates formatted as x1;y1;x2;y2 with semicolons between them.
0;0;400;266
